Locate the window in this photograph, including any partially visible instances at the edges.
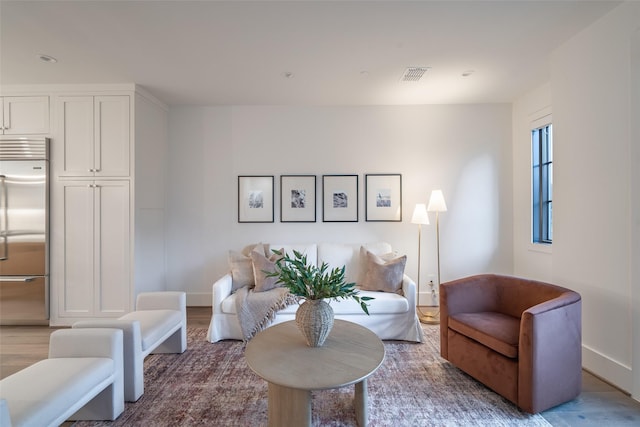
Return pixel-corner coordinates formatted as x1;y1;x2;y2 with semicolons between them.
532;121;553;244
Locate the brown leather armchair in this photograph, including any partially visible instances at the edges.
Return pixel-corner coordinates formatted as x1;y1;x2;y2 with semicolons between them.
440;274;582;413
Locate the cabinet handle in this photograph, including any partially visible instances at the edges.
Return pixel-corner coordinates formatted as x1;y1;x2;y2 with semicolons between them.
88;184;100;188
88;168;95;172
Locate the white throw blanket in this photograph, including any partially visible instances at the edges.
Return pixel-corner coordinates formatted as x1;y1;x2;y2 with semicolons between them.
235;286;298;342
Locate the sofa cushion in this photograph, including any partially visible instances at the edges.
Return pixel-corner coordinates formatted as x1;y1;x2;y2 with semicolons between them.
222;289;408;315
317;243;359;283
267;243;317;267
120;309;182;352
291;289;409;314
317;242;393;284
359;247;406;294
448;312;520;359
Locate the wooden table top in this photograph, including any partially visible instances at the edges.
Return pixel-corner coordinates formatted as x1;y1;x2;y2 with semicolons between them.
245;320;385;391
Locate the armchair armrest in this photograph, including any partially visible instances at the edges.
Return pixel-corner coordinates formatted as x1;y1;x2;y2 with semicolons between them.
212;273;233;314
440;275;500;358
518;291;582;413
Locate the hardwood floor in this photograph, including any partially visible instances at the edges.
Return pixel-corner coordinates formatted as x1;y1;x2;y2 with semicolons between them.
2;307;639;426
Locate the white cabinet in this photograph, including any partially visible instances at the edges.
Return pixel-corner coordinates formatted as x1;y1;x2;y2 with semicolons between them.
1;96;50;134
57;95;130;177
56;180;131;318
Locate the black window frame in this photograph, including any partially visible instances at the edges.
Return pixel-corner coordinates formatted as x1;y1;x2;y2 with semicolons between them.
532;122;553;244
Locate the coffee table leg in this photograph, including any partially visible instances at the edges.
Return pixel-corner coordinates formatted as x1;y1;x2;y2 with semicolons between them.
268;382;311;427
354;379;368;426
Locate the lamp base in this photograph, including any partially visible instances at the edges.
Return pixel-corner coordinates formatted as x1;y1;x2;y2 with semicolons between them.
417;307;440;325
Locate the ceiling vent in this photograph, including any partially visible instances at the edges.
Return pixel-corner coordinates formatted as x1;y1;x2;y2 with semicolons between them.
400;67;430;82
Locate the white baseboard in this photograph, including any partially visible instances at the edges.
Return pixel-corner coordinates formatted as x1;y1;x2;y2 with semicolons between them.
582;343;632;393
418;291;439;307
186;293;212;307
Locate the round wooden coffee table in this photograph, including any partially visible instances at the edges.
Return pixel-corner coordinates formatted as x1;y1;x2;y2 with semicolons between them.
245;319;385;426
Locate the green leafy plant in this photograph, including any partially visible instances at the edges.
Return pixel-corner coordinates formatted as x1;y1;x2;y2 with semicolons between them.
266;249;374;315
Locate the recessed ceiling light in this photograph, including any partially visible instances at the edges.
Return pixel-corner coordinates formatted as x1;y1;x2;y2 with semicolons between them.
38;54;58;63
282;71;294;79
462;70;475;77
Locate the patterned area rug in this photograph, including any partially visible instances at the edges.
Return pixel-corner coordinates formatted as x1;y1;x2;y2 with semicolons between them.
75;325;551;426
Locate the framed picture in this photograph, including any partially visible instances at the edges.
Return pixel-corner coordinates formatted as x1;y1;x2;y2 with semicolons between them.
280;175;316;222
365;174;402;222
322;175;358;222
238;175;274;223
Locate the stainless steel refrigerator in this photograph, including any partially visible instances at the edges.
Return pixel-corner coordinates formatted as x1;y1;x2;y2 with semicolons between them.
0;137;49;325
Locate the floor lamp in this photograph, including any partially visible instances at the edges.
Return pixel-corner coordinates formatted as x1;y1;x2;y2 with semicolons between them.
424;189;447;325
411;203;432;324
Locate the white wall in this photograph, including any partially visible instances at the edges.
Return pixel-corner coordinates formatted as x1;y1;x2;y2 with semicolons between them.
512;83;553;282
513;1;640;395
166;105;513;306
134;91;169;295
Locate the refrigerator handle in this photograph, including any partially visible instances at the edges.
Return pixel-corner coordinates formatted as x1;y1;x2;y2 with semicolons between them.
0;277;37;282
0;175;7;261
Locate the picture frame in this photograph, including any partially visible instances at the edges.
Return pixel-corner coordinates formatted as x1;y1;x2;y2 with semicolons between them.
322;174;358;222
280;175;317;222
238;175;274;223
365;174;402;222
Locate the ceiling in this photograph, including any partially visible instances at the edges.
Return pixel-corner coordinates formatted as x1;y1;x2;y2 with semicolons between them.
0;0;621;106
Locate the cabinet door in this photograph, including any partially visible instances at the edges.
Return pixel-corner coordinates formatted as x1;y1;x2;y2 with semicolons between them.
57;95;130;177
59;182;95;317
95;96;130;177
57;96;95;177
95;180;131;315
2;96;50;135
57;180;131;318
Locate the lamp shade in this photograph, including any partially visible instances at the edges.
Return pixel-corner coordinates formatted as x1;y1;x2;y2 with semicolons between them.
427;190;447;212
411;203;430;225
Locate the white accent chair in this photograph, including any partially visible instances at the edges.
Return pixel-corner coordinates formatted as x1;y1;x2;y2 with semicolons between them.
73;291;187;402
0;328;124;427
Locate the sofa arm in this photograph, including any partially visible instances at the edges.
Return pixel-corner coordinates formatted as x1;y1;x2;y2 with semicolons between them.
401;274;417;310
518;292;582;413
212;273;233;313
136;291;186;312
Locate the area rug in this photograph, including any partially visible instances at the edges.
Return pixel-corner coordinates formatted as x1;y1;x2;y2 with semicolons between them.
75;325;551;426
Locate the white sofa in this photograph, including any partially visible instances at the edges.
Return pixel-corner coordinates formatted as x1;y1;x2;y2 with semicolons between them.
73;291;187;402
0;328;124;427
207;242;423;343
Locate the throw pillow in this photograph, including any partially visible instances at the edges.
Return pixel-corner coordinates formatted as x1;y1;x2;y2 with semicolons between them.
359;248;407;294
251;247;284;292
228;250;254;292
357;246;399;284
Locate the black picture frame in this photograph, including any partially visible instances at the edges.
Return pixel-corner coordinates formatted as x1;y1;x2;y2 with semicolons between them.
238;175;274;223
322;174;359;222
280;175;317;222
365;173;402;222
